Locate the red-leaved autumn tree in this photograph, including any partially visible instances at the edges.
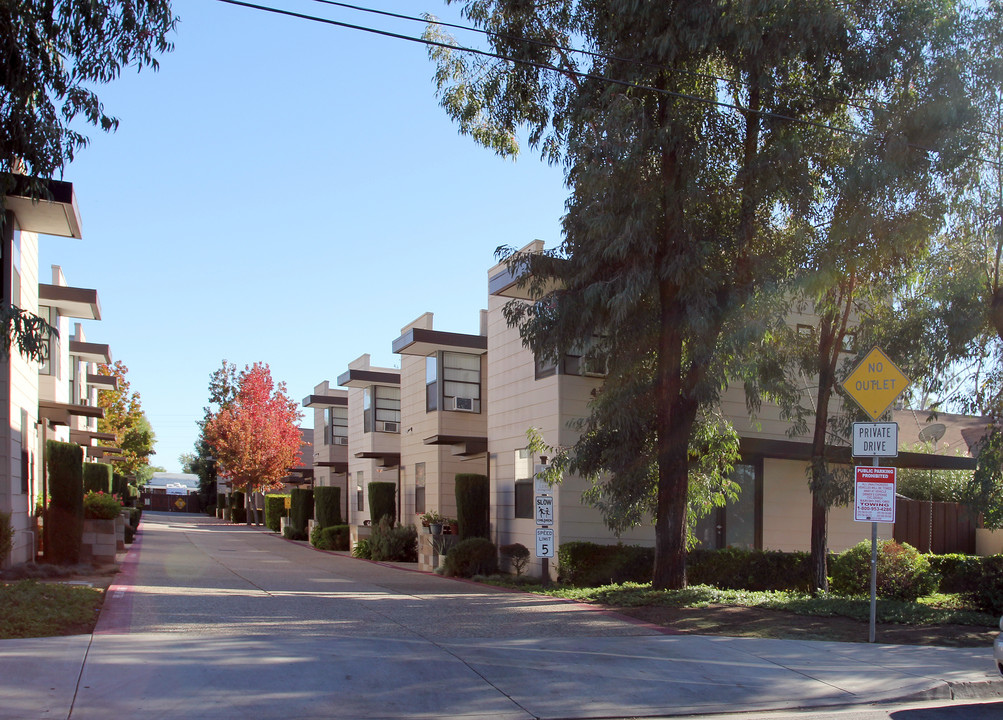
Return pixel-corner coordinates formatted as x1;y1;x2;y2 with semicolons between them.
203;363;302;494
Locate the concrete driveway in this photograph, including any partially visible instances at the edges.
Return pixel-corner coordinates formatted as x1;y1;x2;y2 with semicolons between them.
1;512;1000;719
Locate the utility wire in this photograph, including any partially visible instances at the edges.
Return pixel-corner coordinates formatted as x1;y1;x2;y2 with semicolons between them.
307;0;897;118
216;0;1000;168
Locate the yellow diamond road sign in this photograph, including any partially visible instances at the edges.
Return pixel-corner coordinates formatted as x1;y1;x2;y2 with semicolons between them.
174;498;186;510
841;347;910;421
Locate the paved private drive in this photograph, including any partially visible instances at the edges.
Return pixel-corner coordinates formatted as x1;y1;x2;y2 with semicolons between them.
1;512;1000;720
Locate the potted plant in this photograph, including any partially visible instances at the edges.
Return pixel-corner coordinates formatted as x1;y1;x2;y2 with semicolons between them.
418;509;442;533
442;517;459;535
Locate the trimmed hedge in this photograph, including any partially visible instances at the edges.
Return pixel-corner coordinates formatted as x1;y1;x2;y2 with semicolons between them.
368;482;396;526
688;547;813;592
82;462;113;494
229;492;246;524
289;488;314;539
442;537;498;578
499;543;531;576
112;473;128;500
312;524;351;551
264;494;289;533
314;486;342;529
557;542;653;587
926;553;1003;614
46;440;84;564
455;473;489;540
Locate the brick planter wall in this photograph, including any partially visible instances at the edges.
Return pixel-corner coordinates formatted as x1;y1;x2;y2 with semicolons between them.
81;518;117;565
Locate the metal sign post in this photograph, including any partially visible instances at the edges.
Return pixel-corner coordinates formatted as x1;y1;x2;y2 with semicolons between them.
534;463;555;586
843;348;909;643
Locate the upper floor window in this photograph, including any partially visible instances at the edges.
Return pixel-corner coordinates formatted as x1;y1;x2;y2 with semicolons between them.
365;385;400;433
38;306;59;376
443;351;481;413
426;355;437;412
325;406;348;445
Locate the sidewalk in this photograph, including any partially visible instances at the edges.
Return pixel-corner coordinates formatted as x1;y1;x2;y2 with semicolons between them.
1;513;1001;720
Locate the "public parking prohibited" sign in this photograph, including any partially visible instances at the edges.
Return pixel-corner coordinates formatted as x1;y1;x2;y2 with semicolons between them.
854;466;897;523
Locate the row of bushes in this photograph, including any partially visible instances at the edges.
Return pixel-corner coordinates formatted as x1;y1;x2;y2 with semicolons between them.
556;540;1003;613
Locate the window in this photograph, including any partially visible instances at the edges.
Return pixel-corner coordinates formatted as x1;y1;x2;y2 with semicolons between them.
426;355;438;412
374;386;400;431
442;352;481;412
514;481;533;518
38;306;58;376
68;357;79;405
841;331;857;353
415;462;426;514
325;406;348;445
534;354;557;379
693;461;762;550
357;471;364;512
514;448;533;518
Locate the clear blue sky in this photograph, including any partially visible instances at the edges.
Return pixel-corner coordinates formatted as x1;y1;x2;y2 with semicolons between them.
39;0;568;472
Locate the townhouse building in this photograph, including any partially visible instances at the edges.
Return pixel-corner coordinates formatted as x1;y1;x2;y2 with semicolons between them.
392;312;488;527
302;382;348;520
1;181;115;566
337;355;401;527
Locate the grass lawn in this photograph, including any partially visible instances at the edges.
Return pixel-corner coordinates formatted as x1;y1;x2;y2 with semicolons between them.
0;580;105;639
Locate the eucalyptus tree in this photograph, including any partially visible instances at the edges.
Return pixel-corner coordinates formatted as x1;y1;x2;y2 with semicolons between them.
0;0;176;359
428;0;963;588
756;1;972;591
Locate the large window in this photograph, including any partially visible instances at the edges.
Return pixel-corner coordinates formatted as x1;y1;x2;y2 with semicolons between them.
414;462;426;514
442;351;480;413
38;306;59;376
364;386;400;433
514;448;533;518
356;471;364;512
693;461;762;550
426;355;437;412
325;406;348;445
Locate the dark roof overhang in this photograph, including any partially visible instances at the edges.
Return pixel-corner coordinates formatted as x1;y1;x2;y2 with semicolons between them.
393;328;487;357
337;368;400;388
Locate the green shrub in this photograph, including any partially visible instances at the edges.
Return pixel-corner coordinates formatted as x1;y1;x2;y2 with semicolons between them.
112;473;128;500
557;541;654;587
229;492;246;524
368;482;396;526
83;491;122;520
688;547;813;592
289;488;314;535
963;554;1003;614
264;494;289;532
124;524;136;544
499;543;530;576
369;516;418;562
927;553;981;594
0;510;13;561
455;473;489;540
314;486;342;529
283;526;307;541
128;508;142;529
830;540;938;601
352;538;373;559
442;537;498;578
216;493;226;510
46;440;83;564
82;463;113;495
312;524;351;551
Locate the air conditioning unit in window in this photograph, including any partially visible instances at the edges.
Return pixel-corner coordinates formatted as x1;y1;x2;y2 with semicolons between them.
450;397;475;412
333;436;349;446
376;420;399;433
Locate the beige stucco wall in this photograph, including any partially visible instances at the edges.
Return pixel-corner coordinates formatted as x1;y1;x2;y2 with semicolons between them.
2;225;41;566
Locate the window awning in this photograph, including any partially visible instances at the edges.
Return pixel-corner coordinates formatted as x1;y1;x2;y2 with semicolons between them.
5;178;82;239
39;400;103;427
38;284;100;320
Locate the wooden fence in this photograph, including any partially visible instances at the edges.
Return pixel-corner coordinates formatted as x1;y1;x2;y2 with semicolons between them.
893;497;976;554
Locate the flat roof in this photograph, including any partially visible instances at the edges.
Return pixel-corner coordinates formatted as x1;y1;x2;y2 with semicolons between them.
5;178;82;239
336;368;400;388
38;284;101;320
302;394;348;408
392;328;487;356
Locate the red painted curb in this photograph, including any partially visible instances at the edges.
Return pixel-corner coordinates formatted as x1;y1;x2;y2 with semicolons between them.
93;523;143;635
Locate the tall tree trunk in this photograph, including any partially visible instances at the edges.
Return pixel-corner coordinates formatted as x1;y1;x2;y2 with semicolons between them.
652;280;699;589
809;306;840;592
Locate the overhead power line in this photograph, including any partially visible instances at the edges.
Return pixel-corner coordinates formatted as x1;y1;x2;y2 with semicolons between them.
215;0;997;168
